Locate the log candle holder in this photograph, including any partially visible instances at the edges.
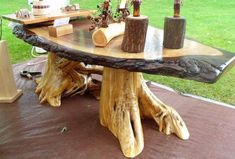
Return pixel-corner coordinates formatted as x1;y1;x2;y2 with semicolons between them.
121;15;149;53
163;0;186;49
163;16;186;49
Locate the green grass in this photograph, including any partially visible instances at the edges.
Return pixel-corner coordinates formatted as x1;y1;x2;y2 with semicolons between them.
0;0;235;105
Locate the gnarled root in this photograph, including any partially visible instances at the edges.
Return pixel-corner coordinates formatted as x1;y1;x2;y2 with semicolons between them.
35;52;102;107
100;68;143;158
139;77;190;140
100;67;189;158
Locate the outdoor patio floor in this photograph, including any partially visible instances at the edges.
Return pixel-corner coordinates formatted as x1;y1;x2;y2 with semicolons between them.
0;58;235;159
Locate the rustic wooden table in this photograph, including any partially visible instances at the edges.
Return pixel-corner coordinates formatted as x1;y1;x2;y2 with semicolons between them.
13;19;235;157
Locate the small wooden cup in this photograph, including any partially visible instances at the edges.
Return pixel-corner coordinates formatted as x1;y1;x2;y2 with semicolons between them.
163;16;186;49
121;15;149;53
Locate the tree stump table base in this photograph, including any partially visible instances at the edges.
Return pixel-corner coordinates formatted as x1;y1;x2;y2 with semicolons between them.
36;52;102;107
100;67;189;158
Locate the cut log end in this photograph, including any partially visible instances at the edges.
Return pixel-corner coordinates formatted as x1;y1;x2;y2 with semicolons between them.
92;30;107;47
92;22;125;47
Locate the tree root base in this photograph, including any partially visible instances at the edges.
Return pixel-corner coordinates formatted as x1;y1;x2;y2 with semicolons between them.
100;67;189;158
36;52;102;107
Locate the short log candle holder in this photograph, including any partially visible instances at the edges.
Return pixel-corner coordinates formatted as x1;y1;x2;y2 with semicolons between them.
121;15;149;53
163;16;186;49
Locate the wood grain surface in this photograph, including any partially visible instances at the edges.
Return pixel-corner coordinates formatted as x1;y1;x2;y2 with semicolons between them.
13;20;235;83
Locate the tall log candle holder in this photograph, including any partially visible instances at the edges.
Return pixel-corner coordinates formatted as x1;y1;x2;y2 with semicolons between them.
121;0;148;53
163;0;186;49
0;40;22;103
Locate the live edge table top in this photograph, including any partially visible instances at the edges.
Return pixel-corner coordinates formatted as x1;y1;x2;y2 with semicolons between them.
13;20;235;83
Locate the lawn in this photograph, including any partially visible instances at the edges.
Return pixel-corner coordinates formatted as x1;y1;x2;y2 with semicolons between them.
0;0;235;105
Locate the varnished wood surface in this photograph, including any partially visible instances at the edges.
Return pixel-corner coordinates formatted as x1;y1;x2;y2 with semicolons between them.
2;10;93;25
13;20;235;83
26;22;224;60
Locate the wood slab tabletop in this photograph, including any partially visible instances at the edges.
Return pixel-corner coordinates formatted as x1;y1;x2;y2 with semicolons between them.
13;20;235;83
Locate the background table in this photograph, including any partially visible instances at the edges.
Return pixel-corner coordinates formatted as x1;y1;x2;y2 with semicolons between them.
2;10;93;25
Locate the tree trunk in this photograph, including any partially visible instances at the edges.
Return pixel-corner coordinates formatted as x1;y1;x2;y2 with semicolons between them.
100;67;189;158
121;15;148;53
35;52;102;107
